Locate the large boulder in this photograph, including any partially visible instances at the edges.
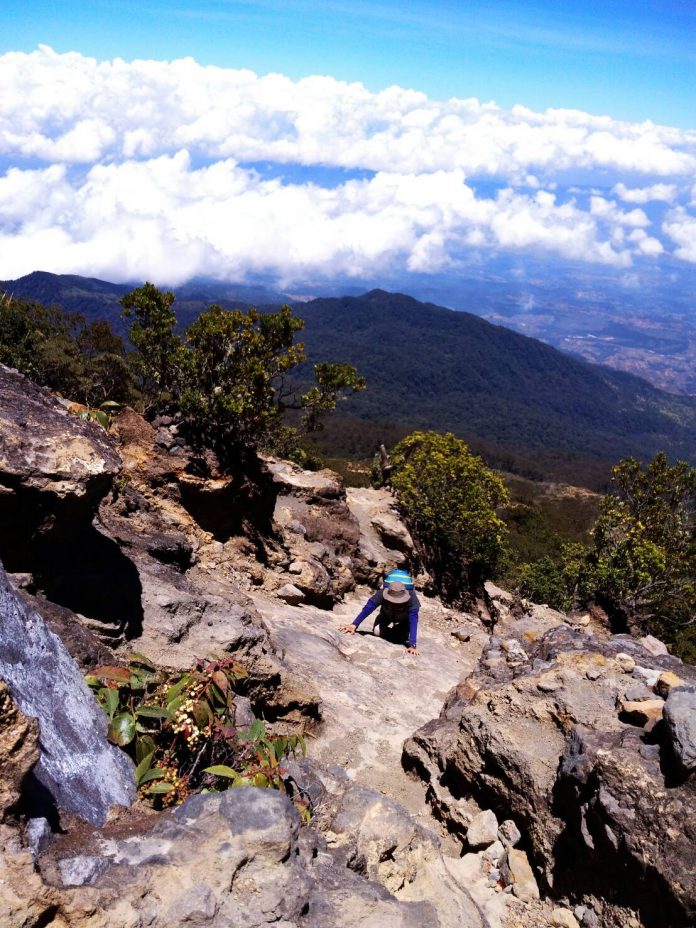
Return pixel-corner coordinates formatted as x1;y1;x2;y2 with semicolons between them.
405;624;696;927
0;564;135;826
0;365;121;571
2;786;484;928
346;486;415;584
264;457;363;606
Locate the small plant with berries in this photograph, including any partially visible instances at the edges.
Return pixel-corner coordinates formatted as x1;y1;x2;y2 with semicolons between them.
86;653;309;819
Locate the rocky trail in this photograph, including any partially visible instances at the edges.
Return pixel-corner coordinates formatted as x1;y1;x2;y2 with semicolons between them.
252;589;513;926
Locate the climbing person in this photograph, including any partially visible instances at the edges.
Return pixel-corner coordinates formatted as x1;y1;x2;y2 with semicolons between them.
339;571;420;655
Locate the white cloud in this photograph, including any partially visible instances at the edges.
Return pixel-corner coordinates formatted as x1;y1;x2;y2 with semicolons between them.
2;47;695;181
0;156;640;283
612;182;677;203
663;208;696;263
0;46;695;281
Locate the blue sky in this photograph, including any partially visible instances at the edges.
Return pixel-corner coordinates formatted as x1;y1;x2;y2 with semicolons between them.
3;0;695;127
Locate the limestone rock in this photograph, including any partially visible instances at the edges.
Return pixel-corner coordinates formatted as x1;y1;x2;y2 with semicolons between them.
498;819;521;847
551;908;581;928
346;487;415;582
663;688;696;772
277;583;305;605
639;634;669;657
0;365;121;502
27;786;483;928
0;681;39;819
0;564;135;825
499;847;539;901
405;624;696;924
656;670;683;698
466;810;499;849
617;697;664;727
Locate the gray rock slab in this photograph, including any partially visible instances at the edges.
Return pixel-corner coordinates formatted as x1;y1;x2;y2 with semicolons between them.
0;564;135;825
663;688;696;772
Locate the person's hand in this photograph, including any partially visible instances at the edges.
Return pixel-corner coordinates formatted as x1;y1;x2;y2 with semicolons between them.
406;646;420;655
339;624;357;634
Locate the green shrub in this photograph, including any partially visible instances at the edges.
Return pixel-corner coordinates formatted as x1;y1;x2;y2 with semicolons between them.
390;431;510;601
121;285;364;464
86;653;308;818
0;295;136;405
577;452;696;653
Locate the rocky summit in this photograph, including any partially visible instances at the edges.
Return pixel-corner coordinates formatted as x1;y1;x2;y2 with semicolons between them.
1;362;695;928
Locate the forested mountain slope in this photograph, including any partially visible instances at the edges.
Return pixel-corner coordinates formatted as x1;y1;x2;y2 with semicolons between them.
296;290;696;463
3;273;696;466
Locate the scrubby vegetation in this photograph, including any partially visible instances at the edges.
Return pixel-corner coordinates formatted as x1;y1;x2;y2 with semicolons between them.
121;283;365;464
389;431;510;601
0;292;135;407
511;452;696;661
86;653;309;818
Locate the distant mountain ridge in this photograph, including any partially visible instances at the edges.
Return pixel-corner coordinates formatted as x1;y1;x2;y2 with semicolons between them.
3;272;696;467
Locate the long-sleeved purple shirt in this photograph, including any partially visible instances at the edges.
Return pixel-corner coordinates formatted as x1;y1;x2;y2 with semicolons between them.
352;588;420;647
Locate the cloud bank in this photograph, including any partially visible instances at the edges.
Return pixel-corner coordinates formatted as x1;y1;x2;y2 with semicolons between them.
0;46;694;283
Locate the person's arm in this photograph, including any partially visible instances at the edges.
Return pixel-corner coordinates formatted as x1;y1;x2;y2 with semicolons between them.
339;590;382;633
353;591;381;628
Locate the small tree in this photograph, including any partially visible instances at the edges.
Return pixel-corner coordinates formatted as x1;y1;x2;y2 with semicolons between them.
580;452;696;646
390;431;510;601
120;285;364;464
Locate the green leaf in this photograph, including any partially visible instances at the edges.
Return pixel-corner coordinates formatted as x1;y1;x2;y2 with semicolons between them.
192;700;212;729
136;735;156;764
127;651;156;669
136;705;172;720
165;676;191;704
99;687;120;719
85;674;101;688
145;781;174;795
135;751;154;785
139;768;167;786
108;713;136;746
254;773;269;788
202;765;239;779
239;719;265;742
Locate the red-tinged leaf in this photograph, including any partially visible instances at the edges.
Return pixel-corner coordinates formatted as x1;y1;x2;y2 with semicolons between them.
94;665;131;684
212;670;229;694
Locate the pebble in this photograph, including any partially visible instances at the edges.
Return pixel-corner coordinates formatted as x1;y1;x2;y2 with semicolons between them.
615;653;636;673
467;809;499;849
585;667;603;681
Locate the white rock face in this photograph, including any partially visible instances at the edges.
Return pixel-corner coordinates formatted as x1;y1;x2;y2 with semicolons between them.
467;810;499;849
0;565;135;826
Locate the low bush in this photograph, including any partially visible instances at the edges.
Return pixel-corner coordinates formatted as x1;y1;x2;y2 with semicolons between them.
86;653;309;819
